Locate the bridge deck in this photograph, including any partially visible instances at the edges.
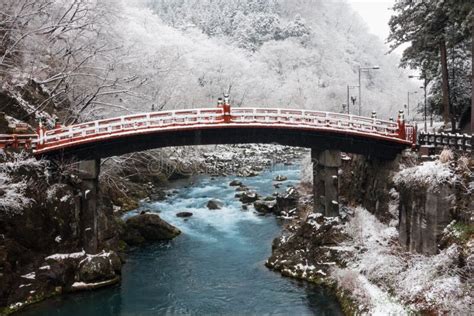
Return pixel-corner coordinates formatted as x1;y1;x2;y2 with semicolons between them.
1;107;415;159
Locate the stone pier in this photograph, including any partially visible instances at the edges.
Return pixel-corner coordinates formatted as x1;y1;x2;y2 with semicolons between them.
312;149;341;217
78;159;101;254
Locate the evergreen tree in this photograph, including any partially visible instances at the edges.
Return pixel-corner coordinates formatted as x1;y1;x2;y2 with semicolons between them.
388;0;472;130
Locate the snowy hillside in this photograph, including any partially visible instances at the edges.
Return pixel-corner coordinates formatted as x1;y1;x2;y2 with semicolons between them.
1;0;415;124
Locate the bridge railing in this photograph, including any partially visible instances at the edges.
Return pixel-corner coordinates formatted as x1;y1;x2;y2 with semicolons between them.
28;107;414;150
0;134;37;150
39;108;224;147
231;108;401;137
418;132;472;153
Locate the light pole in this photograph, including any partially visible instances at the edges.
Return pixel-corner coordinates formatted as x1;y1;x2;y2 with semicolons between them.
407;90;418;119
409;75;429;131
358;65;380;116
346;84;359;114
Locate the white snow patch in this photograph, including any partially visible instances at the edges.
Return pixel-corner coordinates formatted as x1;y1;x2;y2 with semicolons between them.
45;250;85;261
20;272;35;280
394;160;455;189
358;275;408;316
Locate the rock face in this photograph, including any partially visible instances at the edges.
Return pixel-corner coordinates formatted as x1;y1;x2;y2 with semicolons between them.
207;199;224;210
176;212;193;218
0;152;122;310
339;154;402;223
397;184;453;255
123;213;181;245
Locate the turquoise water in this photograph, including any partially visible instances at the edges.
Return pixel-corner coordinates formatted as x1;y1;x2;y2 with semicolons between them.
19;164;342;315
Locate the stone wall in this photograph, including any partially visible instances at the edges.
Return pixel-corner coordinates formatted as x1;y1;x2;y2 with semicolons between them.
339;154;404;224
398;184;453;255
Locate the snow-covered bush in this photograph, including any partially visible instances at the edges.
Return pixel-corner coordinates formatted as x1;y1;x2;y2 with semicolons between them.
331;268;370;306
339;206;473;313
0;151;47;214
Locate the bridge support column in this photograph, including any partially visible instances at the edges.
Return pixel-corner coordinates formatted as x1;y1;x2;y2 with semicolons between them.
78;159;100;254
311;149;341;217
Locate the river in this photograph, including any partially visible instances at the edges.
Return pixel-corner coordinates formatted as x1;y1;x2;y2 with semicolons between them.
19;164;342;315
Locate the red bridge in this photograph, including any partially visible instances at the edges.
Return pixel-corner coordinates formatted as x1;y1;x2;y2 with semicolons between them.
1;104;416;160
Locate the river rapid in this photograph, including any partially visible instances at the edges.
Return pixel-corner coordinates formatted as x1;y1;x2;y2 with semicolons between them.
19;164;342;315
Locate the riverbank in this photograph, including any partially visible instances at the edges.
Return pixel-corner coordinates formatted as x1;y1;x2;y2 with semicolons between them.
14;160;344;315
0;144;308;315
267;151;473;314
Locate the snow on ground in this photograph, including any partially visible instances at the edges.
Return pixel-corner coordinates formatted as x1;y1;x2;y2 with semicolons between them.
394;160;455;189
333;207;472;314
358;274;407;316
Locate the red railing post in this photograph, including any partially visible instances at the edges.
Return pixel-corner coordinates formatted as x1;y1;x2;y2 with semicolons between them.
36;119;46;149
223;94;231;123
412;125;418;148
397;110;406;140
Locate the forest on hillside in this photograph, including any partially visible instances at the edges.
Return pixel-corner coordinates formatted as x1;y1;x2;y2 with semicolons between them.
0;0;414;125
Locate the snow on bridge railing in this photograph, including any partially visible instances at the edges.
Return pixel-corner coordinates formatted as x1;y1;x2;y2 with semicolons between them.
418;131;472;153
0;134;37;150
33;107;412;151
231;108;401;137
0;107;415;151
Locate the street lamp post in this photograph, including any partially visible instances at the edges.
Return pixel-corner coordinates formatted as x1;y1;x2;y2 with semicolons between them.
358;65;380;116
407;90;418;118
346;84;359;114
409;75;432;131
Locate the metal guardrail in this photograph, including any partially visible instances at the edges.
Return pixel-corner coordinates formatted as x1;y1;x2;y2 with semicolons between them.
418;132;472;152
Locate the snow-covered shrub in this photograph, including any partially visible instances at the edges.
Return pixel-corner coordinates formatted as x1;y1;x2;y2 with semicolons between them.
331;268;371;307
395;245;471;313
0;151;47;214
439;148;454;163
340;206;473;313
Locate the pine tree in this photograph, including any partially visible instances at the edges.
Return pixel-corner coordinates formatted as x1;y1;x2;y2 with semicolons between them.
388;0;472;130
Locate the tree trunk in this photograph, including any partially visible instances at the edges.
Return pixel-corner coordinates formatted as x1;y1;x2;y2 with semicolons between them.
440;40;451;130
471;17;474;135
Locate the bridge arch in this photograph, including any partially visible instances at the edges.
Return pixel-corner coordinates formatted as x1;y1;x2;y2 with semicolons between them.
33;107;414;161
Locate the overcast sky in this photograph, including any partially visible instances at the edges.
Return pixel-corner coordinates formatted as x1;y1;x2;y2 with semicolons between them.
347;1;421;79
347;0;395;44
346;0;395;43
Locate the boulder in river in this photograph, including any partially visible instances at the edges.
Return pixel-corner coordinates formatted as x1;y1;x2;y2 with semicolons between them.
123;213;181;246
237;167;260;177
77;251;121;283
229;180;243;186
176;212;193;218
239;190;259;204
275;186;299;215
207;199;224;210
274;175;288;182
254;199;277;214
235;185;248;192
